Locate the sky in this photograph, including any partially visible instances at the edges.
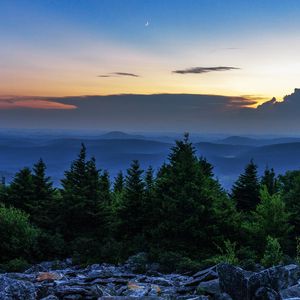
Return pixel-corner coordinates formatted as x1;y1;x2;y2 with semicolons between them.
1;0;300;133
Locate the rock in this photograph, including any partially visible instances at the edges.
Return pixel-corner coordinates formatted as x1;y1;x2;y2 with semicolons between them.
185;270;218;287
174;296;210;300
25;260;72;274
40;296;59;300
37;272;63;282
213;293;233;300
54;285;96;298
4;258;300;300
280;284;300;298
217;263;252;300
193;266;217;278
0;275;36;300
98;297;164;300
249;264;300;292
124;253;149;273
254;287;281;300
124;282;150;297
218;263;300;300
196;279;220;296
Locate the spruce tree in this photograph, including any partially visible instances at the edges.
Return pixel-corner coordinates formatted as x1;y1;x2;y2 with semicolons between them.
199;156;214;177
261;166;278;195
231;160;260;212
112;171;124;213
145;166;154;193
8;167;35;213
243;186;292;254
117;160;146;255
279;171;300;246
100;170;111;205
113;171;124;194
151;134;238;259
32;159;57;229
61;144;98;240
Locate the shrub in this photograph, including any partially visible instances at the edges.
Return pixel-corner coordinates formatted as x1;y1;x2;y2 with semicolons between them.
261;236;283;267
0;258;30;272
208;240;239;265
155;251;201;273
0;205;39;263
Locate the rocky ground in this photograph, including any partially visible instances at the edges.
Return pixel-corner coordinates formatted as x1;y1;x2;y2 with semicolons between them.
1;257;300;300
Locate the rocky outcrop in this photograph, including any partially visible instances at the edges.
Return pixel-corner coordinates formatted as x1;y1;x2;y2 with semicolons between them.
0;260;300;299
217;263;300;300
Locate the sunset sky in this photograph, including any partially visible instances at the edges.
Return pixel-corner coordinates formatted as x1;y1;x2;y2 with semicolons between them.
1;0;300;133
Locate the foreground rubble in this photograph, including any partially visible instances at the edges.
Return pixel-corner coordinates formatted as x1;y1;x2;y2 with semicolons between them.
1;259;300;299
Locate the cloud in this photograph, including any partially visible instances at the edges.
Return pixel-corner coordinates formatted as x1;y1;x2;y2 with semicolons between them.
0;98;77;110
1;89;300;135
112;72;140;77
172;66;240;74
98;72;140;78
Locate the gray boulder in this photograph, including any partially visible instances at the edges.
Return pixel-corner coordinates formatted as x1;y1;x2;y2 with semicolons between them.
218;263;300;300
280;284;300;298
0;275;36;300
197;279;220;296
213;293;233;300
254;287;281;300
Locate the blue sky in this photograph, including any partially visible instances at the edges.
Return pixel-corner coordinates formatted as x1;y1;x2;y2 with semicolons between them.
0;0;300;114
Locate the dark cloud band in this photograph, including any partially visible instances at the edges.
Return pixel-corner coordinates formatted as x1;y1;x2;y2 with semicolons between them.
173;66;240;74
98;72;140;78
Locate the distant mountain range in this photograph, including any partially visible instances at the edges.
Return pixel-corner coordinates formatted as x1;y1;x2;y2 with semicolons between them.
218;135;300;146
1;131;300;189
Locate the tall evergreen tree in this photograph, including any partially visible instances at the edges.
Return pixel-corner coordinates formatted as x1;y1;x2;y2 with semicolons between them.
8;167;35;213
112;171;124;213
61;145;104;241
113;171;124;194
278;170;300;247
243;186;292;255
31;159;57;229
151;134;238;259
100;170;111;205
199;156;214;177
261;166;278;195
0;179;8;205
145;166;154;193
231;160;260;212
117;160;146;255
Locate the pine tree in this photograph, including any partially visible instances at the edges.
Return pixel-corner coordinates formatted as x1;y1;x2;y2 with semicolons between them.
199;156;214;177
61;145;112;256
261;166;278;195
117;160;146;255
31;159;57;229
61;144;98;240
243;186;292;254
8;167;35;213
113;171;124;194
0;179;8;205
112;171;124;213
278;170;300;251
151;134;238;259
231;160;260;212
100;170;111;205
145;166;154;193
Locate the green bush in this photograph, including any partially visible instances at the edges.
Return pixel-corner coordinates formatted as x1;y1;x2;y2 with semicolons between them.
0;205;39;263
36;231;66;261
155;251;201;273
207;240;239;265
0;258;30;272
261;236;283;267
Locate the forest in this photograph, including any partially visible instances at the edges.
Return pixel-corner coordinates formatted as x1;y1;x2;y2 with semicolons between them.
0;133;299;273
